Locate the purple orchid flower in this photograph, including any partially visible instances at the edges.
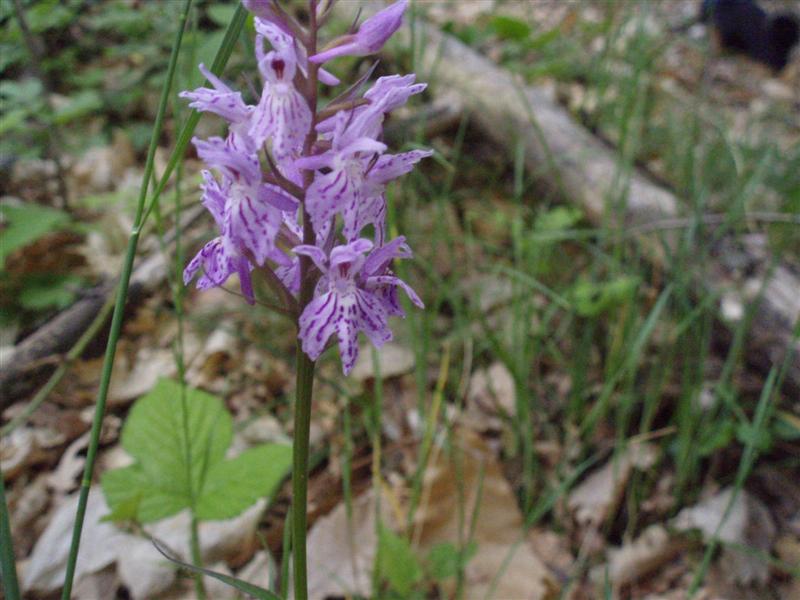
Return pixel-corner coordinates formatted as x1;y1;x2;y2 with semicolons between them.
250;46;313;163
295;237;422;374
309;0;408;64
180;64;256;153
183;171;257;303
192;137;287;266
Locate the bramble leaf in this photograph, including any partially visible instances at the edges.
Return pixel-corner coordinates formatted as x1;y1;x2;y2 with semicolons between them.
196;444;292;520
102;378;290;524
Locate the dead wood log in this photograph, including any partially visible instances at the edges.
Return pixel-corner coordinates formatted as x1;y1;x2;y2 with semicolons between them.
0;206;206;406
384;16;799;389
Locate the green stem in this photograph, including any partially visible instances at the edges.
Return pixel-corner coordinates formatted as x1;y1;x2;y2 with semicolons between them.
0;463;20;600
291;4;321;598
291;346;315;600
60;2;194;597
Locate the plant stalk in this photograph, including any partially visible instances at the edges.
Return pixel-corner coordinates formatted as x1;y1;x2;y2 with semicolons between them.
290;4;322;598
291;344;315;600
59;2;194;596
0;462;20;600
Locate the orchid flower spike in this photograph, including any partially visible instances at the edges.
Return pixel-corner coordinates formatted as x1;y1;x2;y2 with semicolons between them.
309;0;408;63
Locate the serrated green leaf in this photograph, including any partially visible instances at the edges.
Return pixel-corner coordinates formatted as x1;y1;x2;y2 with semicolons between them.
154;539;282;599
119;379;232;517
196;444;292;520
0;201;70;269
377;525;422;595
101;464;188;523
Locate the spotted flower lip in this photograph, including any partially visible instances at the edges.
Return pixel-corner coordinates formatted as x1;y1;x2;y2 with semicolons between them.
295;237;422;375
309;0;408;64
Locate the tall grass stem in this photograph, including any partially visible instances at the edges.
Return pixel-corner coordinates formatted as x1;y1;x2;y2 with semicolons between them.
60;2;194;596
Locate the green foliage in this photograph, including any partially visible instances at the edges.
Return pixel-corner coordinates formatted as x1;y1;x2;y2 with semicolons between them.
425;541;477;582
18;274;85;311
102;379;291;523
153;539;282;600
571;275;639;317
377;526;423;596
489;15;531;41
0;201;70;269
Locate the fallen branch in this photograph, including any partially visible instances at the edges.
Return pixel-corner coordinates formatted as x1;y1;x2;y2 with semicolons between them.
372;10;799;389
0;205;205;407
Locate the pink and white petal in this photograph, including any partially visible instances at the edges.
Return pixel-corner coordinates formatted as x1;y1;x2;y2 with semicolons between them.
335;295;361;375
298;292;339;360
355;289;392;347
305;168;362;235
362;236;411;277
236;256;256;304
200;170;228;225
367;149;433;184
225;187;280;265
318;67;340;86
185;238;235;288
308;40;361;64
255;18;294;53
368;274;425;309
292;244;328;273
329;239;373;269
340;137;387;158
260;183;298;211
295;150;335;171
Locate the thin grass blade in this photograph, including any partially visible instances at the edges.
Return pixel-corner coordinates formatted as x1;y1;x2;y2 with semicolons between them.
0;463;20;600
60;1;197;597
153;540;282;600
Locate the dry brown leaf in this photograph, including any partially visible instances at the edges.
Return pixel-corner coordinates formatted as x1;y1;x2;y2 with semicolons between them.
596;524;685;588
1;427;49;480
46;431;90;493
467;361;516;420
351;342;416;382
22;490;129;594
567;442;659;527
116;499;267;599
672;487;776;585
109;347;176;405
413;428;558;600
306;489;379;600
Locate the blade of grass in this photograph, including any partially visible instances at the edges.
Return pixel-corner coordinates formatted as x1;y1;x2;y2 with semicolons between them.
0;462;20;600
153;539;282;600
60;1;200;597
142;4;249;225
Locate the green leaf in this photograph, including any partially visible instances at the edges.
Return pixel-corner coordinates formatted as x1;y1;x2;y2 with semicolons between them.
103;379;287;524
52;90;104;125
153;539;282;600
489;15;531;41
18;274;83;311
697;420;735;457
425;541;477;582
101;464;188;523
207;4;238;27
0;201;70;269
572;275;639;317
535;206;582;233
196;444;292;520
377;525;422;595
121;379;232;505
